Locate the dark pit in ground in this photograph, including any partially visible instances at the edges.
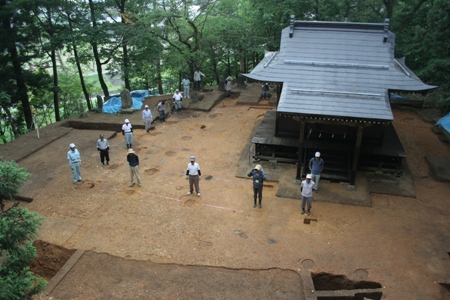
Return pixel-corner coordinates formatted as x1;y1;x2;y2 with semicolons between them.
30;240;76;281
313;272;382;300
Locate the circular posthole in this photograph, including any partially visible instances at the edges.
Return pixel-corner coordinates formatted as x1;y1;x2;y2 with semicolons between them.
144;168;159;175
301;259;315;270
352;268;369;280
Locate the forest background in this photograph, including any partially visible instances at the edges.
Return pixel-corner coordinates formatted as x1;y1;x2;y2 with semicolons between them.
0;0;449;144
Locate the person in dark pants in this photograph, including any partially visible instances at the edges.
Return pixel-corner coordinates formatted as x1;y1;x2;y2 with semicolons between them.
261;83;270;99
186;156;201;196
301;174;315;216
157;100;166;122
194;68;205;91
247;165;267;208
96;134;110;165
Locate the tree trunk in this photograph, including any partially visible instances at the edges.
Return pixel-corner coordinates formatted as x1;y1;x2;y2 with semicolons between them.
156;58;163;94
118;0;130;90
68;13;91;110
88;0;109;99
226;51;231;77
91;46;109;99
51;49;61;121
383;0;394;20
8;42;32;129
122;43;131;90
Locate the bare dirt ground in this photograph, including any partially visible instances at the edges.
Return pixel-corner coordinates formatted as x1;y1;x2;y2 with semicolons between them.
1;88;450;299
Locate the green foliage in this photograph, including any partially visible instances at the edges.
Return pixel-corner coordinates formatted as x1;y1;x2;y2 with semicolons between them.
0;0;448;137
84;74;121;93
0;160;31;209
0;203;46;299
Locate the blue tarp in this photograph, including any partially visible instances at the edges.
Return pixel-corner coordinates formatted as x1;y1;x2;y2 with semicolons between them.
102;90;150;114
390;93;409;100
435;112;450;134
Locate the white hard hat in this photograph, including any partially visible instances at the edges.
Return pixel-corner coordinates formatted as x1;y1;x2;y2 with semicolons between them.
125;119;130;123
69;143;75;148
306;174;312;179
315;152;321;157
144;105;149;108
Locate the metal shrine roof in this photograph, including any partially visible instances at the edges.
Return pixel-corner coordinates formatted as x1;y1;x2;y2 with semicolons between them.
243;18;437;121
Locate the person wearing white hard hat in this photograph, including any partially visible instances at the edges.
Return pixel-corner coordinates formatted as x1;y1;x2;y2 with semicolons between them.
309;151;324;192
122;119;133;149
173;89;183;113
247;164;267;208
142;104;153;134
67;143;82;184
185;156;201;196
301;174;315;215
97;134;110;165
181;74;191;98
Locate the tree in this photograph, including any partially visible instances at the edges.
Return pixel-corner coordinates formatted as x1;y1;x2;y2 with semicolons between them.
144;0;217;78
0;159;31;211
0;160;45;299
30;0;68;122
0;92;19;141
0;204;46;299
87;0;109;99
0;0;41;130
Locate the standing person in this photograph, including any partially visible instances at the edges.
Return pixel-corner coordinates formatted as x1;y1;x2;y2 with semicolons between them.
122;119;133;149
186;156;201;196
224;76;232;97
262;83;270;99
247;165;267;208
157;100;166;123
173;89;183;113
194;68;205;91
67;143;82;184
301;174;315;215
181;75;191;98
96;135;110;166
127;148;141;187
142;105;153;134
309;151;324;192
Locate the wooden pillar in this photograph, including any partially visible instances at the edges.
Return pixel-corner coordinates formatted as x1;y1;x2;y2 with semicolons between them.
296;121;306;180
350;126;364;186
276;84;282;107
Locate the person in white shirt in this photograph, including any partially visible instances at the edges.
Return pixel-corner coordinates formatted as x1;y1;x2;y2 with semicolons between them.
96;135;110;165
173;90;183;113
301;174;315;215
224;76;232;97
181;75;191;98
122;119;133;149
185;156;201;196
142;105;153;134
193;68;205;91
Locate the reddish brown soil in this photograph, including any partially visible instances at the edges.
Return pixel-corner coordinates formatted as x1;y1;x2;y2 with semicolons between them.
3;91;449;299
30;240;75;281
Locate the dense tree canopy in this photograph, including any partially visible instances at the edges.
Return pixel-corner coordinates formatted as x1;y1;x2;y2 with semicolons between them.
0;0;448;143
